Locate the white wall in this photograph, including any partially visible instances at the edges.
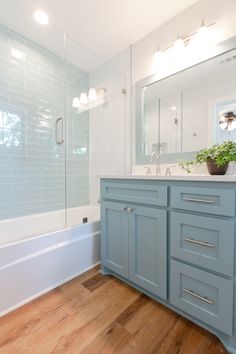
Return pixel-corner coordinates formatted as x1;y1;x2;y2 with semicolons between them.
89;48;131;204
90;0;236;185
132;0;236;82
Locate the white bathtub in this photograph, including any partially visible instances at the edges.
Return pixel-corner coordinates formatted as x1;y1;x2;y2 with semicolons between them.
0;205;100;245
0;206;100;317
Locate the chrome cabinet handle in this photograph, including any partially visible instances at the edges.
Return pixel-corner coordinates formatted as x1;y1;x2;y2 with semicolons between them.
122;207;134;213
127;208;134;213
182;288;214;305
55;117;64;145
182;237;214;248
183;197;214;204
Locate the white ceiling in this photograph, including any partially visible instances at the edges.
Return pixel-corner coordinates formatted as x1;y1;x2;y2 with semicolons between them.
0;0;198;70
20;0;197;59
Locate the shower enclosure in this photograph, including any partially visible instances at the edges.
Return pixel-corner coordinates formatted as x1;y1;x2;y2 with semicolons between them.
0;0;128;244
0;0;129;315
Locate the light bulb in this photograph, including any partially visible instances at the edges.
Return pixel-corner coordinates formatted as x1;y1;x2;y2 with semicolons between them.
34;10;49;25
80;92;88;105
172;35;186;68
196;19;209;41
72;97;80;108
191;19;211;54
173;36;185;52
88;88;97;101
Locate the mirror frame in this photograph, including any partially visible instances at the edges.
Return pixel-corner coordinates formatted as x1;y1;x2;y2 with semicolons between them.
135;35;236;165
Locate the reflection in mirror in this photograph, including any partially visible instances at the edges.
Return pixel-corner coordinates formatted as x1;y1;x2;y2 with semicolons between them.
136;41;236;164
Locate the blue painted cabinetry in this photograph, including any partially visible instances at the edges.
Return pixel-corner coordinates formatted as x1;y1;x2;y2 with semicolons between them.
101;181;167;299
129;206;167;299
101;201;129;278
101;178;236;353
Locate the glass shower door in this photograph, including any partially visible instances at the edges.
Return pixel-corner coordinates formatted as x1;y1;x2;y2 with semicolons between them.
0;0;67;243
64;35;129;227
64;36;92;227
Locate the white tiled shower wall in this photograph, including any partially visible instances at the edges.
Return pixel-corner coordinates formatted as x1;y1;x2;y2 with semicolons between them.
0;24;89;220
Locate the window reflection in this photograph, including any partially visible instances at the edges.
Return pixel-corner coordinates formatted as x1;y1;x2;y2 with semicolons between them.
0;111;22;147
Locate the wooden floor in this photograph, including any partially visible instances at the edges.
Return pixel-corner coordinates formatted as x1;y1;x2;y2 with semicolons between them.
0;266;228;354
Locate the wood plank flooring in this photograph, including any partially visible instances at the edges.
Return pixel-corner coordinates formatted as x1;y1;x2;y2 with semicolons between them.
0;266;228;354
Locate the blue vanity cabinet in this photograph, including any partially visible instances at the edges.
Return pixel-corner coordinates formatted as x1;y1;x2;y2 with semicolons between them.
101;178;236;353
101;179;168;300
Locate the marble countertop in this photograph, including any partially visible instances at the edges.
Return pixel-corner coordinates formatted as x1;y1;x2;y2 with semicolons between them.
100;174;236;182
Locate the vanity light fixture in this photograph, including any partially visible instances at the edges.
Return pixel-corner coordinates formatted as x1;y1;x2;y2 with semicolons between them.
153;19;215;72
72;88;107;113
34;10;49;25
219;111;236;131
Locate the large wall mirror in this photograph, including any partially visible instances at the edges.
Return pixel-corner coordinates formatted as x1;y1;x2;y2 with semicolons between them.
135;37;236;164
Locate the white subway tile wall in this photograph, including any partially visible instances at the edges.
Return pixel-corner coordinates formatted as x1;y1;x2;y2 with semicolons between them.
0;24;89;220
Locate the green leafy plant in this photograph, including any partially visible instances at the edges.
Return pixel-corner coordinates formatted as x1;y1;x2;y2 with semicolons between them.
179;140;236;174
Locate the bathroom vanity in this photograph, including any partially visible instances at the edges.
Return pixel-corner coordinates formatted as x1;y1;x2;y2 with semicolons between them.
100;176;236;353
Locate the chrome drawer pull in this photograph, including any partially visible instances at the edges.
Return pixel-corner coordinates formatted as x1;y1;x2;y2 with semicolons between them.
182;237;214;248
183;197;214;204
182;288;214;305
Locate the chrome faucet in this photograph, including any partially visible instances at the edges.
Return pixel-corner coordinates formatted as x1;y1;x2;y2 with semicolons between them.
144;166;152;175
165;167;171;176
150;151;161;175
165;165;176;176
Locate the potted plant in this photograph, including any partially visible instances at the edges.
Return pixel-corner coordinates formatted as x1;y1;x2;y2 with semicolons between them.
179;140;236;175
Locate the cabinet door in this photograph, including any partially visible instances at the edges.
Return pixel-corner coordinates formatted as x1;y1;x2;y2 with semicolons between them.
101;201;129;278
129;206;167;299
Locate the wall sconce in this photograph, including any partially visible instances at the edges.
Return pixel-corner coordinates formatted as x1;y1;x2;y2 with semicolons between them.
219;111;236;131
153;19;215;73
72;87;107;113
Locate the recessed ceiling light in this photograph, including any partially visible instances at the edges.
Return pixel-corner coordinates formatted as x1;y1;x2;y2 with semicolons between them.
34;10;49;25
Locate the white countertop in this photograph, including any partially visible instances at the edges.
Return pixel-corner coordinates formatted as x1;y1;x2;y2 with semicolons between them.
100;174;236;182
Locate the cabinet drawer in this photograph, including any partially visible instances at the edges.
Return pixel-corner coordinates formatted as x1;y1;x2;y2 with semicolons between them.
102;181;167;207
170;212;234;276
171;186;235;216
170;260;233;336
